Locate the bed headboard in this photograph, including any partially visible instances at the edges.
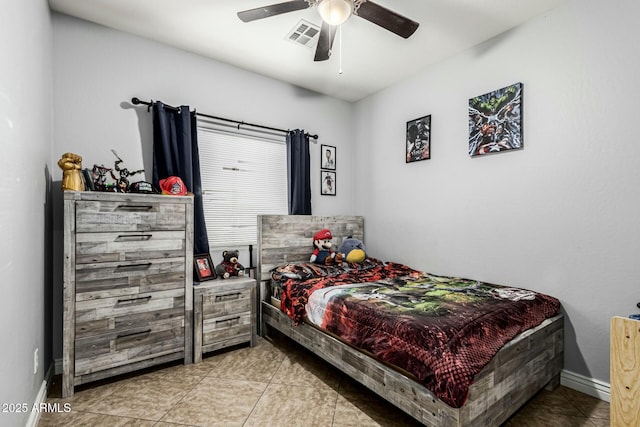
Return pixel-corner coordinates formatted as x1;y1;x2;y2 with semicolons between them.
257;214;364;295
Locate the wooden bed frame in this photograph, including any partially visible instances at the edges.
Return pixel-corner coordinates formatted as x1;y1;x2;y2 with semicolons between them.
257;215;564;426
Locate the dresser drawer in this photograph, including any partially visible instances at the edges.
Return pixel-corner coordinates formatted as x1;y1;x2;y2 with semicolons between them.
75;200;186;232
202;312;252;347
202;288;252;317
75;288;185;338
75;230;186;263
75;316;185;376
75;288;185;375
75;257;185;298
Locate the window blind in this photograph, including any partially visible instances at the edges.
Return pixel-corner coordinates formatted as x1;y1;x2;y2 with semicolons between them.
197;118;288;248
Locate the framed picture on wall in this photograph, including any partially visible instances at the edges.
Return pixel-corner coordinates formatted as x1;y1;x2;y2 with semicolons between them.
193;253;216;281
406;115;431;163
468;82;523;157
321;171;336;196
321;144;336;170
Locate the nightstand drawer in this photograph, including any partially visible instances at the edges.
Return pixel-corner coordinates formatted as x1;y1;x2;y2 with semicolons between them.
202;288;252;317
202;312;252;346
75;200;186;232
75;230;186;263
75;257;185;298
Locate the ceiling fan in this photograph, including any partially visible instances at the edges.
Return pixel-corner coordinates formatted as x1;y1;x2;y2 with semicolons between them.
237;0;419;62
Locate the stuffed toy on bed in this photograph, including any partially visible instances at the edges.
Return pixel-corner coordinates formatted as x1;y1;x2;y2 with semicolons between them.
338;236;366;264
310;228;343;265
215;250;245;279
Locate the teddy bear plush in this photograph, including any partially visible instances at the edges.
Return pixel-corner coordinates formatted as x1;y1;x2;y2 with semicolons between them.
338;236;367;264
310;229;343;266
215;250;245;279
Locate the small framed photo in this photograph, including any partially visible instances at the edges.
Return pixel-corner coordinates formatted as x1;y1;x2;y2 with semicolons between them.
406;115;431;163
321;171;336;196
321;144;336;170
194;253;216;281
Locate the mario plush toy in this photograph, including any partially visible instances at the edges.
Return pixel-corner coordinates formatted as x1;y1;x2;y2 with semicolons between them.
310;229;343;265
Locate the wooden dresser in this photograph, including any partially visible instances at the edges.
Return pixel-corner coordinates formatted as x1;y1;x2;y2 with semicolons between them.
193;276;256;362
62;191;194;397
611;316;640;426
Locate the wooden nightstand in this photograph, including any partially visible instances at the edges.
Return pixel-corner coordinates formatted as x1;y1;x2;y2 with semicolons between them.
193;276;256;362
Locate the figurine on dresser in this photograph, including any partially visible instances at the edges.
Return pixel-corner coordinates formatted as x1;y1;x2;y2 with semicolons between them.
58;152;85;191
91;164;113;192
110;149;144;192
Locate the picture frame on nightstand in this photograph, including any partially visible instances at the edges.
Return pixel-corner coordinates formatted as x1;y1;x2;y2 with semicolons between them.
194;253;216;281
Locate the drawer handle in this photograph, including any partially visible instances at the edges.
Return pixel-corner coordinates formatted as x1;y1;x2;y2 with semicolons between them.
115;234;153;242
117;329;152;339
116;204;153;211
116;263;152;271
117;295;152;305
215;293;241;302
215;317;240;326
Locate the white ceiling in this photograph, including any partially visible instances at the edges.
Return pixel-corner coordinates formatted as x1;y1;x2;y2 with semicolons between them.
48;0;567;102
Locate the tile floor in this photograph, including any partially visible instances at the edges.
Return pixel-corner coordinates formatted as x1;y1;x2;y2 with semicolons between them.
40;332;610;427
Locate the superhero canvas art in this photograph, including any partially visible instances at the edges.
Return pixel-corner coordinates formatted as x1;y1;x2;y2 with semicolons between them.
468;82;523;157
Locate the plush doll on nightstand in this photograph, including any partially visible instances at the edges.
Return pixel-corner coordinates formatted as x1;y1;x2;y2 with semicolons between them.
310;229;343;266
338;236;367;264
215;250;245;279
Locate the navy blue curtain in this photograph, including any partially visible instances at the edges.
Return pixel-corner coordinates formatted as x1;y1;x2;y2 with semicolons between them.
286;129;311;215
152;101;210;255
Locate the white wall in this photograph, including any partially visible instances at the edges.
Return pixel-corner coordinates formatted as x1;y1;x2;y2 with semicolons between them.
52;13;353;216
0;0;53;425
51;13;355;360
353;0;640;385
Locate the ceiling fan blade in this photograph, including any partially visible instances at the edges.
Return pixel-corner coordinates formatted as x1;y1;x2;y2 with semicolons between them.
355;1;419;39
237;0;310;23
314;21;337;61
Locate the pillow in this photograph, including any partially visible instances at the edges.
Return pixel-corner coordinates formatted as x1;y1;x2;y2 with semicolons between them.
271;257;384;282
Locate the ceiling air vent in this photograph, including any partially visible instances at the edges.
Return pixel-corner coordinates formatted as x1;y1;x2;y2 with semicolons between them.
285;19;320;48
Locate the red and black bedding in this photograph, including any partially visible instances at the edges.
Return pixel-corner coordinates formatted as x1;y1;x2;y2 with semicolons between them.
270;258;560;408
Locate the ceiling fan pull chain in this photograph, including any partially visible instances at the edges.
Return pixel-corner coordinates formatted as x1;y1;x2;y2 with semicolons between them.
338;24;343;74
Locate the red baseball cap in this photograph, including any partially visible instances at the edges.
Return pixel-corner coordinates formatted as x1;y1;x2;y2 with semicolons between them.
314;229;332;241
159;176;187;196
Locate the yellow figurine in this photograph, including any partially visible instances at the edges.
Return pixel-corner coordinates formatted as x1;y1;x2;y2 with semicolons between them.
58;152;85;191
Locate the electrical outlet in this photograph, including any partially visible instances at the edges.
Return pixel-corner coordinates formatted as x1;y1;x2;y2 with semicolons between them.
33;348;38;375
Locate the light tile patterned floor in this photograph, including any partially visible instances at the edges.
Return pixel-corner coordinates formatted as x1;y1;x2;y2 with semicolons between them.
40;334;610;426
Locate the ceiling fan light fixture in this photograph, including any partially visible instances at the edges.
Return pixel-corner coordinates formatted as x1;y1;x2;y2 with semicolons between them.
317;0;352;26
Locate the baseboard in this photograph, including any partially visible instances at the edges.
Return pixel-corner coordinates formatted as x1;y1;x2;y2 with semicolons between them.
561;369;611;402
24;364;53;427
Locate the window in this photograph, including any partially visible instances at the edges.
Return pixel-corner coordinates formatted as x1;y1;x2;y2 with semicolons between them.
197;117;288;249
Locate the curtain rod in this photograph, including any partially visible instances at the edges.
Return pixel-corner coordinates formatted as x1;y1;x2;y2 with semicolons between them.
131;97;318;140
